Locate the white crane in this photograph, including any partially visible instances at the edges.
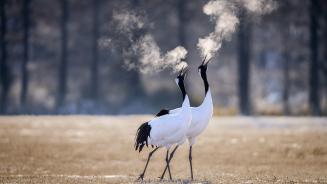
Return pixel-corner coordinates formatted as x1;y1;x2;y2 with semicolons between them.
160;58;213;180
134;67;192;181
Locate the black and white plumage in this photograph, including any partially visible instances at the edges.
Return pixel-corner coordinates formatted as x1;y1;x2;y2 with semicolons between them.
155;109;170;117
133;109;169;152
134;68;192;181
135;122;151;152
161;58;213;180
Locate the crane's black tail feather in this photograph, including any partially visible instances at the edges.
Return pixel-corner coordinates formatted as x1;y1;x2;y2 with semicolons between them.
135;122;151;152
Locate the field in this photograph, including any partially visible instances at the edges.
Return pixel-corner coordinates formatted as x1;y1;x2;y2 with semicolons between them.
0;116;327;184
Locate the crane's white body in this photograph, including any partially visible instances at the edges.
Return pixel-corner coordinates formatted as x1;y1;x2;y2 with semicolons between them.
148;95;192;148
170;89;213;145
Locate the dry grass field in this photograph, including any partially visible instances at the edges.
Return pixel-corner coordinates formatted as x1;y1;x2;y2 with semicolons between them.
0;116;327;184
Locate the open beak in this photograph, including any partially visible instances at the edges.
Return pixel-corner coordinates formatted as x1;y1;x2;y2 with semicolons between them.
178;66;187;77
199;55;212;67
204;58;212;66
201;56;207;66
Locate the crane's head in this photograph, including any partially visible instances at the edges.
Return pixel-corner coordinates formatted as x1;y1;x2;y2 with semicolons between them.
198;56;211;77
175;65;187;86
175;64;188;99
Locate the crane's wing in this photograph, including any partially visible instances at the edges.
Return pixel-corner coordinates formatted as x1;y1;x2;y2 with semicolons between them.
149;114;182;142
169;107;181;114
155;107;182;117
134;121;151;152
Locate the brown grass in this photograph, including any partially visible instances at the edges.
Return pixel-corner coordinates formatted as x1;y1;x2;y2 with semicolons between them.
0;116;327;183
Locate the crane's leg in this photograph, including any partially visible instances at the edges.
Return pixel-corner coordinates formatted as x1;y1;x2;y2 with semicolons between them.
166;149;172;180
160;145;179;180
189;146;194;180
137;147;160;181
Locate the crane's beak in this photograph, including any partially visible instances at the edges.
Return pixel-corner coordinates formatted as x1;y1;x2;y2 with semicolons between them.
181;67;188;77
178;66;188;78
204;58;212;66
199;55;212;68
200;56;207;66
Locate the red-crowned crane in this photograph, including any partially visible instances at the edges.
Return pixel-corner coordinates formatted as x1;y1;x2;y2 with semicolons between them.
160;57;213;180
134;67;192;181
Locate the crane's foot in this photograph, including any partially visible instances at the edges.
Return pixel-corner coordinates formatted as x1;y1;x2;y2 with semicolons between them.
137;173;144;181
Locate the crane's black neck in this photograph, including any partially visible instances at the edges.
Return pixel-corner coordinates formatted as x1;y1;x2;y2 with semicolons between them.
201;70;209;95
178;79;186;100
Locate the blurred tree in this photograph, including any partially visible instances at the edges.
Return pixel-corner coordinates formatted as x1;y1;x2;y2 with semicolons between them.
56;0;68;111
309;0;321;115
282;50;290;115
123;0;144;102
178;0;186;47
237;12;251;115
0;0;10;114
90;0;99;103
279;1;292;115
322;0;327;114
177;0;191;90
20;0;30;112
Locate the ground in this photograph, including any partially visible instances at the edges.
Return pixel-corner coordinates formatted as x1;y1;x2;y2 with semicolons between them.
0;116;326;184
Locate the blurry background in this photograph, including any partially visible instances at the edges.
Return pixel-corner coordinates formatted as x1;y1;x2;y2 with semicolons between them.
0;0;326;115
